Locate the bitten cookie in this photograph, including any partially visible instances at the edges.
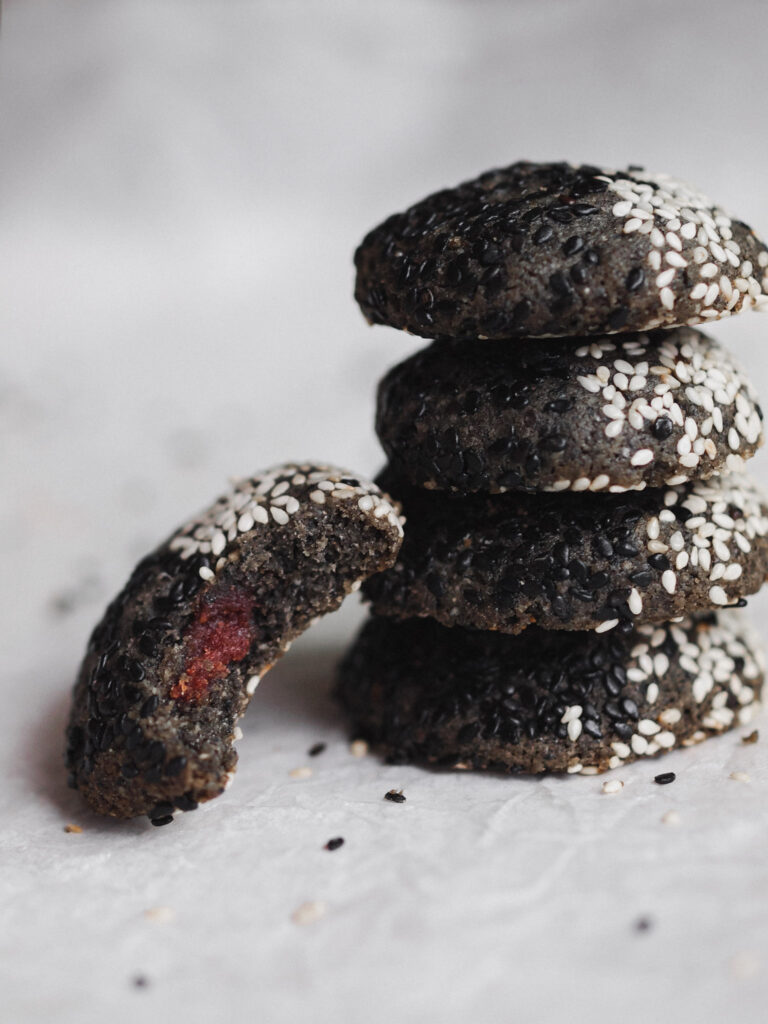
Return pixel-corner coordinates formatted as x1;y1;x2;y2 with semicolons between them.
363;470;768;634
337;613;764;775
66;464;403;822
355;162;768;341
376;328;762;494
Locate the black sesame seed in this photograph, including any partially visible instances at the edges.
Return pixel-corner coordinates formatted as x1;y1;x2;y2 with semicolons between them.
165;755;187;777
652;417;673;439
625;267;645;291
629;569;653;587
616;541;640;557
150;815;174;827
533;224;554;244
174;793;199;812
325;837;345;851
308;742;327;757
608;306;629;331
384;790;406;803
562;235;584;256
549;272;571;296
140;695;159;718
648;553;670;571
654;772;676;785
620;698;639;719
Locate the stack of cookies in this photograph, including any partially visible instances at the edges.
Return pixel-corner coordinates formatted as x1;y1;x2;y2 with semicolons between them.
338;162;768;776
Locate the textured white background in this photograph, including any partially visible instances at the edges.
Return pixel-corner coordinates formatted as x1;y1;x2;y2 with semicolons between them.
3;1;768;1021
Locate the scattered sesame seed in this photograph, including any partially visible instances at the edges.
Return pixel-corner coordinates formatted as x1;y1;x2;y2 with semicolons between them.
602;779;624;794
144;906;175;924
292;901;327;926
64;823;83;834
385;789;406;803
350;739;369;757
729;771;751;783
654;772;676;785
661;810;681;826
325;837;344;851
289;766;313;780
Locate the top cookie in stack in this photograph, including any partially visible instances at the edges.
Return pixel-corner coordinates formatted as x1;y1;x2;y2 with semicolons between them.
338;162;768;776
355;162;768;341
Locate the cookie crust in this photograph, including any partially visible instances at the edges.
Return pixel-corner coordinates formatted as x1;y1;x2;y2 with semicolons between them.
337;613;764;775
66;464;403;820
376;329;762;493
364;470;768;634
355;162;768;341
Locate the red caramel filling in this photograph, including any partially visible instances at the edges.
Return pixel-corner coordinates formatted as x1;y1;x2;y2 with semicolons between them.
171;588;256;701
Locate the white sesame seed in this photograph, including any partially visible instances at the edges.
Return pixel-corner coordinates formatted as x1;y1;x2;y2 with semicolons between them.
602;779;624;794
631;449;654;466
595;619;619;633
567;719;582;742
246;675;261;695
661;570;677;594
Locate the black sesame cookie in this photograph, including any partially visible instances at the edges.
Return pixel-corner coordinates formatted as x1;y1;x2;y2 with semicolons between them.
66;464;403;822
337;613;764;775
376;328;763;494
363;470;768;634
355;162;768;341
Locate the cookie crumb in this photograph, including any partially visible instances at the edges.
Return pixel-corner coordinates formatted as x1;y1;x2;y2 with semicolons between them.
308;742;326;757
602;779;624;794
64;823;83;833
654;772;676;785
729;770;751;783
325;837;344;851
292;901;327;926
289;766;312;780
350;739;369;758
384;789;406;803
144;906;175;924
742;730;759;745
661;810;681;826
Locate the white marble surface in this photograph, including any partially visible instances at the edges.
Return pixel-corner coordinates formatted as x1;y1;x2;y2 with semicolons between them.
3;1;768;1021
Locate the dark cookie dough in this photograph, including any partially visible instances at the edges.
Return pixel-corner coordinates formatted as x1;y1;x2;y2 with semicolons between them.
66;464;403;821
364;470;768;634
337;613;764;775
354;162;768;341
376;328;762;494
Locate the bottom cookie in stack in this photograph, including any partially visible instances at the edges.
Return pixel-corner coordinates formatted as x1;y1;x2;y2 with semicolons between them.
336;612;764;775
